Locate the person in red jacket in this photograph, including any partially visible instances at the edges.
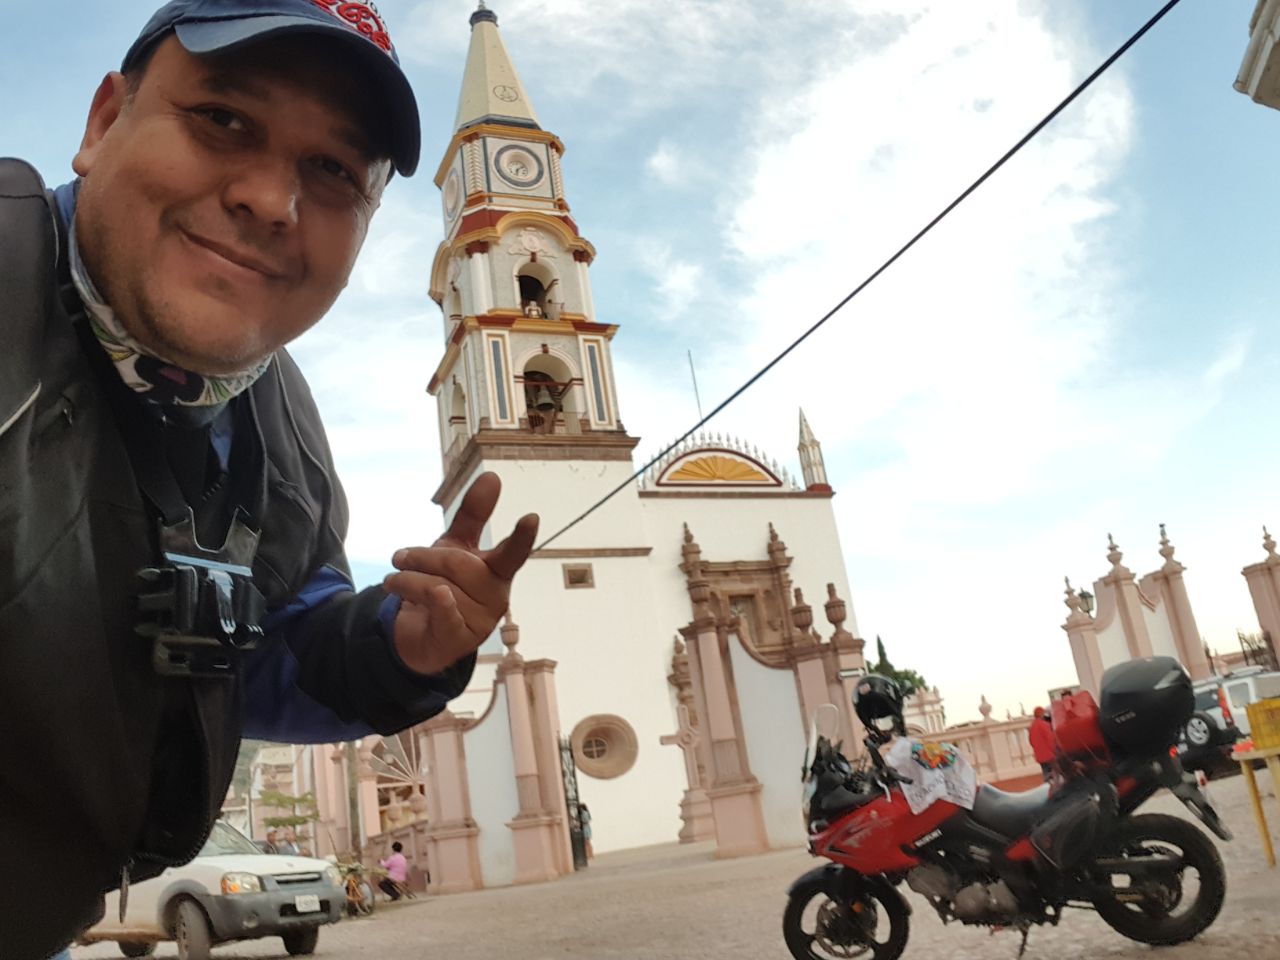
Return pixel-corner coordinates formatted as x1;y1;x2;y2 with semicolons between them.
1029;707;1057;781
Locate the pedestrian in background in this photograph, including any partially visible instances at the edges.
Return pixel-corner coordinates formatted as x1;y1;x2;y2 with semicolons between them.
580;803;594;859
379;841;409;901
1029;706;1056;781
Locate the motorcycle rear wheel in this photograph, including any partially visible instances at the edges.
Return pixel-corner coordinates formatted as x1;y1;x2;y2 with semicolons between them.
783;874;909;960
1091;813;1225;946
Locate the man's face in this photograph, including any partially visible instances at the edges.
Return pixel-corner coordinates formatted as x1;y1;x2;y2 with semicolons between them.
73;35;393;376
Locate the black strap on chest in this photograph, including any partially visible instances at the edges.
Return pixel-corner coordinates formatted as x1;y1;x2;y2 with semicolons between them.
57;265;268;679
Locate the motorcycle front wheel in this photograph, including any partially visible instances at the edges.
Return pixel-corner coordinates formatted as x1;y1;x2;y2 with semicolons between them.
783;873;909;960
1090;813;1226;946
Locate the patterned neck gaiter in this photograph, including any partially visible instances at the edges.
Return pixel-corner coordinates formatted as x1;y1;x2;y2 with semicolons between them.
68;218;272;407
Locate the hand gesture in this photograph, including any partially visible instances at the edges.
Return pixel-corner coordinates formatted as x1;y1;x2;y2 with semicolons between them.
383;472;538;676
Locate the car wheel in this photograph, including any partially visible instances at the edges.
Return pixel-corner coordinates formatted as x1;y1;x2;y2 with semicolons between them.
120;944;157;958
172;899;213;960
282;926;321;956
1185;713;1214;748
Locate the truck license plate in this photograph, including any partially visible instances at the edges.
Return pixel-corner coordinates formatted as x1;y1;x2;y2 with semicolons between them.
294;894;321;913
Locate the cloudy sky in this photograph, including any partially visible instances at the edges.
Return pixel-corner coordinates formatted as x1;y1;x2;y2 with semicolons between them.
4;0;1277;722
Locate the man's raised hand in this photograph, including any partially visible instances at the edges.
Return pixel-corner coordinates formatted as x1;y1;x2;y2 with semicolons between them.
383;472;539;676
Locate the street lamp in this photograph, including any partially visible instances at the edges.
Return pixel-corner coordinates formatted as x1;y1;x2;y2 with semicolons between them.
1078;589;1095;615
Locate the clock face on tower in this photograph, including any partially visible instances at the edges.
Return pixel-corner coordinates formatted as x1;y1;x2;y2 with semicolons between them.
493;144;544;189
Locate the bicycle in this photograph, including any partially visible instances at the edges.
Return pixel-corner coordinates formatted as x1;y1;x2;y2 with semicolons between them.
337;862;377;917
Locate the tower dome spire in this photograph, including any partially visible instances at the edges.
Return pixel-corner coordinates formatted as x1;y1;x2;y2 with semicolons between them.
798;409;831;491
455;3;540;132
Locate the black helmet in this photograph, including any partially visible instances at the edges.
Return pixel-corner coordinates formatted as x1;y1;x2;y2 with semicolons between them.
854;674;905;739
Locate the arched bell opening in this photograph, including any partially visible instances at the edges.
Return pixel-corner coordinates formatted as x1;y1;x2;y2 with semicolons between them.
448;382;469;450
515;260;561;320
521;353;577;434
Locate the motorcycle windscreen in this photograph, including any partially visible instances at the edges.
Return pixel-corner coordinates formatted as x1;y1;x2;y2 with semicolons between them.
804;703;841;781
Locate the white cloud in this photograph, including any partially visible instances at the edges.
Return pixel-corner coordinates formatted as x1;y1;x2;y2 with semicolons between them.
646;141;683;186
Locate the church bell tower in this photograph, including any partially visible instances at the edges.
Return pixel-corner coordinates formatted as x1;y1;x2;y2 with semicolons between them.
428;4;639;530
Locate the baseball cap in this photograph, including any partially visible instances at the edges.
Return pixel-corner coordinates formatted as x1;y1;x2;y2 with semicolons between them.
122;0;420;177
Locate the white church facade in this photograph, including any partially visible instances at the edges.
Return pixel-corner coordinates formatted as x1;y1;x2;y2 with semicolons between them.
425;4;866;857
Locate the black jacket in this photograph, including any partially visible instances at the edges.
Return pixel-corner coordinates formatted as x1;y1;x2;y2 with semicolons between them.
0;159;471;959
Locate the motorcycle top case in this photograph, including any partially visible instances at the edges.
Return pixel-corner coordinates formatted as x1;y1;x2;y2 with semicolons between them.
1051;690;1109;759
1097;656;1193;755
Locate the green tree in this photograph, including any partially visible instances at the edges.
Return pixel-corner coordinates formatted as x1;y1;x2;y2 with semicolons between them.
258;789;320;831
870;635;928;696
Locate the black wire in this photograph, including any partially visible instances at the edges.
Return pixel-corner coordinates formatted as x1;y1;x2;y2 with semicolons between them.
533;0;1184;551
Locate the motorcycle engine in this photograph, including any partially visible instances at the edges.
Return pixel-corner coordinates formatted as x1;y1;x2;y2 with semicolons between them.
952;880;1020;922
908;866;1019;923
906;864;955;903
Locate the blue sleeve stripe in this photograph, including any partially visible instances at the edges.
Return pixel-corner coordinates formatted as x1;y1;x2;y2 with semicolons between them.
245;565;374;743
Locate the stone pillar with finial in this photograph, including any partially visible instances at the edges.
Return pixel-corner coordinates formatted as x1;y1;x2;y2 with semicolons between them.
825;583;867;751
498;613;565;884
1143;524;1211;679
679;524;767;858
1243;525;1280;662
420;708;483;893
1062;576;1105;697
661;636;715;843
766;523;797;647
1101;534;1154;660
521;650;574;876
788;588;834;739
355;739;382;846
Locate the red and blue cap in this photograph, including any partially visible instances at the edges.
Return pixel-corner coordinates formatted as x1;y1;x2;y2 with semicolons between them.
122;0;420;176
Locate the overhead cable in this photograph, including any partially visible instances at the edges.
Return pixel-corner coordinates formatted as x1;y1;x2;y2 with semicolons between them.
533;0;1185;551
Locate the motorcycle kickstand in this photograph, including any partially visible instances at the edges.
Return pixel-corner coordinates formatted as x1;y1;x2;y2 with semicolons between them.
1017;927;1030;959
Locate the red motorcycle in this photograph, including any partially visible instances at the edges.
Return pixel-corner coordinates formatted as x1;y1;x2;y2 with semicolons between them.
784;658;1231;960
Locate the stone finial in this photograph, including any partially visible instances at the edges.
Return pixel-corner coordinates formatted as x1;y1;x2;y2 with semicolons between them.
500;612;519;651
1064;576;1082;613
824;583;847;629
790;587;814;633
673;637;685;656
681;523;703;576
1265;525;1277;558
1006;709;1013;721
979;695;993;721
1158;522;1185;572
767;523;790;565
825;583;858;653
768;522;779;544
500;612;523;665
1104;533;1134;579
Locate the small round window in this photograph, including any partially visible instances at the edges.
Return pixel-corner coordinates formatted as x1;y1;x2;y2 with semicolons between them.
571;715;638;780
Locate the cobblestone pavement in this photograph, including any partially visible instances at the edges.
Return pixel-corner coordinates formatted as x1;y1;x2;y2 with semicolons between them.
75;771;1280;960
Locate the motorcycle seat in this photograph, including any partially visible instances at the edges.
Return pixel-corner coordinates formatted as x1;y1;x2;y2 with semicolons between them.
970;782;1052;838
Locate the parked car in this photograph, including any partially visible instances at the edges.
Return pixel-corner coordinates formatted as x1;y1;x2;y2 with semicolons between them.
1175;678;1242;773
78;820;344;960
1219;667;1280;736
